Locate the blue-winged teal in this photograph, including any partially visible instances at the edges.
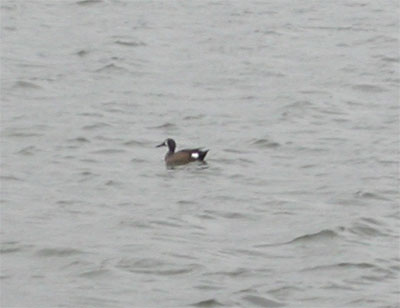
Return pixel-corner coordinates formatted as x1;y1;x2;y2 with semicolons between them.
156;138;209;166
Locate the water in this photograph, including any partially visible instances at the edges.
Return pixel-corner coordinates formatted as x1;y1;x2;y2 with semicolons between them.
1;1;399;307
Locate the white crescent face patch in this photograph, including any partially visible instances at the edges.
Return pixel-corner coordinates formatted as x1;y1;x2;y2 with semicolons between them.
191;152;199;159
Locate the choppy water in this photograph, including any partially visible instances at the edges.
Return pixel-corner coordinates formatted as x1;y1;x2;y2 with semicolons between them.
1;1;399;307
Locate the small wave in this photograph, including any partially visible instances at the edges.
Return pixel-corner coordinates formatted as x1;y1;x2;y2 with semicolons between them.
183;114;205;120
374;54;399;63
177;200;197;205
76;49;90;56
79;269;109;278
268;285;302;297
72;296;120;308
299;89;329;95
36;247;83;257
57;199;80;206
196;213;216;220
94;135;123;142
308;25;355;32
240;95;258;100
0;175;22;182
206;268;248;278
149;219;182;228
114;40;146;47
78;112;104;118
335;262;377;269
148;122;177;130
5;131;42;138
251;138;280;148
104;107;125;114
117;258;197;276
242;295;284;307
13;80;42;89
192;299;224;307
123;139;147;147
219;211;250;220
0;241;30;254
79;157;98;164
17;145;40;156
377;159;398;166
259;29;282;36
238;158;255;165
76;0;102;5
82;122;110;130
285;100;313;109
131;157;148;163
352;84;387;93
1;4;16;10
222;148;247;154
95;63;128;73
91;148;125;155
68;137;90;143
289;229;339;244
302;262;377;272
3;25;16;32
354;190;389;201
79;170;96;177
349;222;388;237
323;282;358;291
105;180;122;187
227;248;266;258
300;164;316;169
119;258;162;269
149;268;195;275
365;34;397;44
360;217;384;226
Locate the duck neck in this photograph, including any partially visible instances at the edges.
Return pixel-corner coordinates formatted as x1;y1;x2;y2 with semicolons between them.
168;145;175;154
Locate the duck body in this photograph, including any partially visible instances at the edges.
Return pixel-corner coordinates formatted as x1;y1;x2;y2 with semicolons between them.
156;138;208;166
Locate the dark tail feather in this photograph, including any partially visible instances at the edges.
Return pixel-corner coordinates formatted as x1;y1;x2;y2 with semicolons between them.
199;150;209;161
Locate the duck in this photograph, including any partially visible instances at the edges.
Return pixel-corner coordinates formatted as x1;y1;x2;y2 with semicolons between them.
156;138;209;166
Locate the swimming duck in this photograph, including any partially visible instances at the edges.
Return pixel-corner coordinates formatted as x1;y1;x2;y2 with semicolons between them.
156;138;208;166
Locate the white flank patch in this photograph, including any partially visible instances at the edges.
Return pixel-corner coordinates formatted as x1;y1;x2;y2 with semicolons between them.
191;152;199;159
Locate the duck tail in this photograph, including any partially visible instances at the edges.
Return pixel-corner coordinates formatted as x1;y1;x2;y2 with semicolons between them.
199;150;209;161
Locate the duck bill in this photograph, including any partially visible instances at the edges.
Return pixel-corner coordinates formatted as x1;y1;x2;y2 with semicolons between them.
156;142;165;148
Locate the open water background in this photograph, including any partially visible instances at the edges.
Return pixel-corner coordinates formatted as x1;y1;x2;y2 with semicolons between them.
1;1;399;307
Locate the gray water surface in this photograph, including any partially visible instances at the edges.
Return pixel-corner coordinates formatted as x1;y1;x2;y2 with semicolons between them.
1;1;399;307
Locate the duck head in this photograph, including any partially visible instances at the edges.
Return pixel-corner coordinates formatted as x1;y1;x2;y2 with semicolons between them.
156;138;176;153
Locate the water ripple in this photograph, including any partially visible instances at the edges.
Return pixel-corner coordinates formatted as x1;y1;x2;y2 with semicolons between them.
0;175;23;182
114;40;146;47
352;84;387;93
12;80;42;89
116;258;199;276
191;299;224;307
82;122;111;130
289;229;340;244
242;295;284;307
354;190;390;201
0;242;31;254
95;63;129;74
36;247;84;257
251;138;280;149
302;262;379;272
91;148;126;155
148;122;177;130
256;229;341;248
123;139;148;147
76;0;103;6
